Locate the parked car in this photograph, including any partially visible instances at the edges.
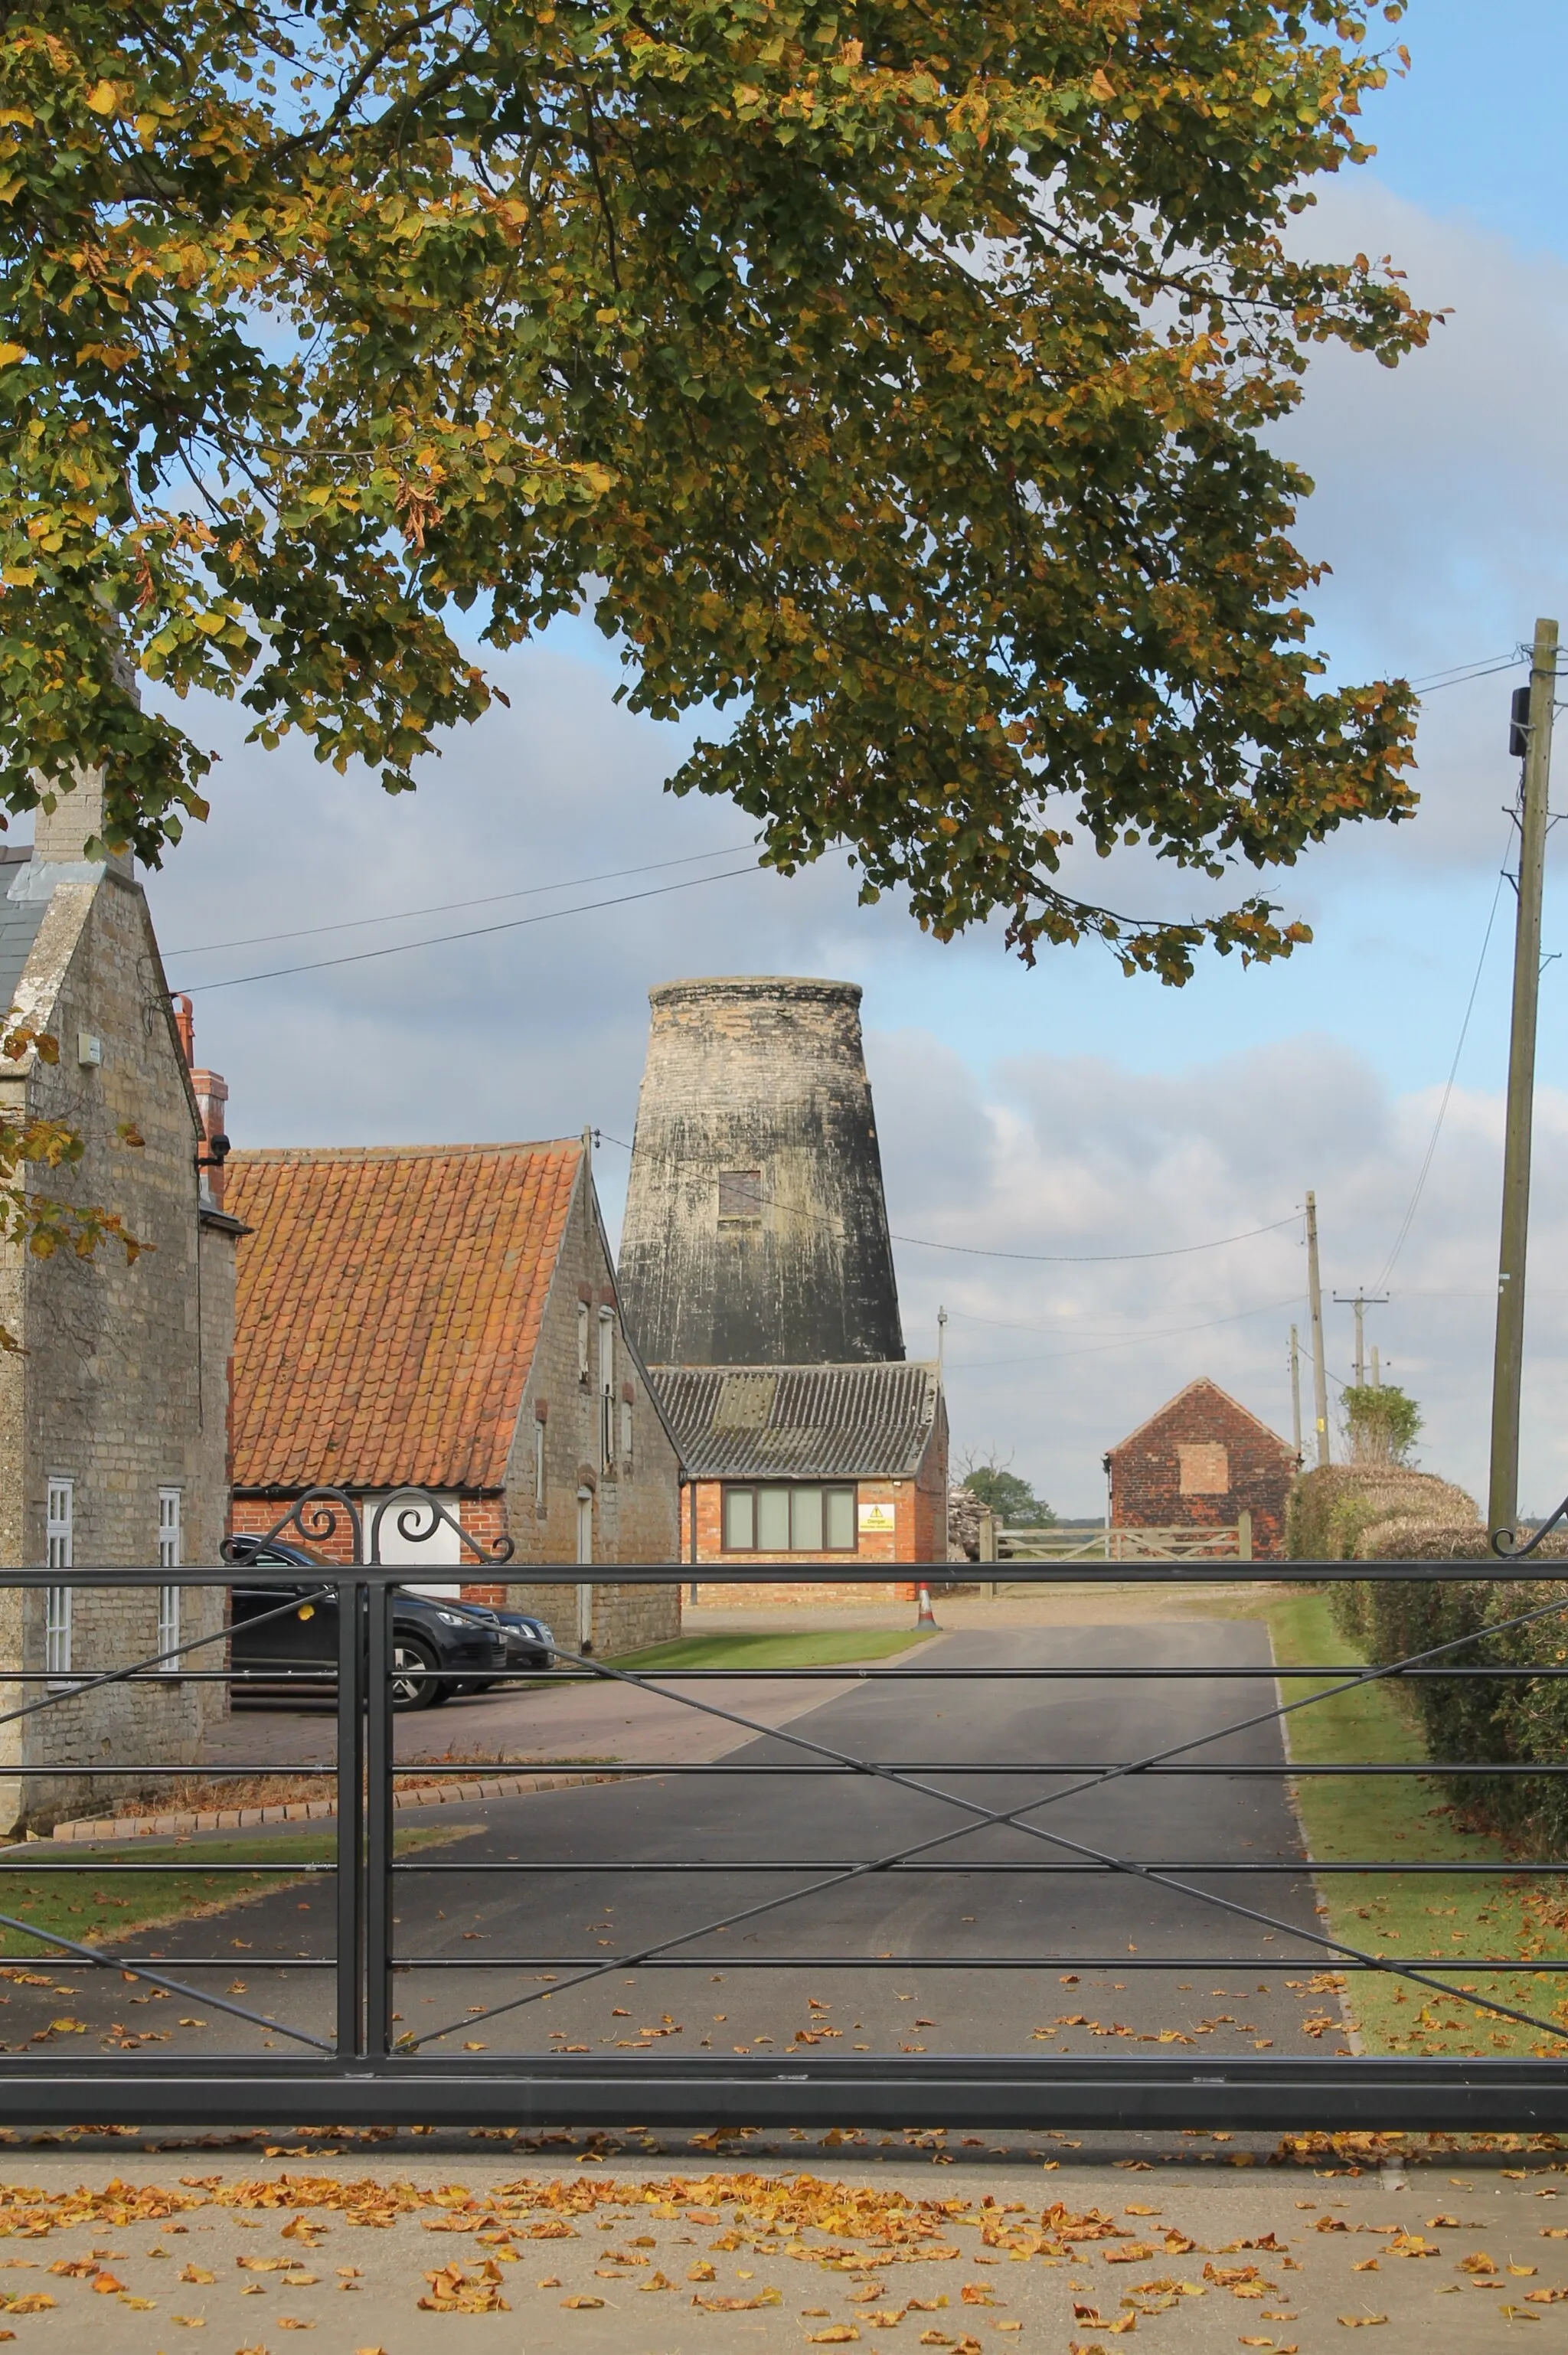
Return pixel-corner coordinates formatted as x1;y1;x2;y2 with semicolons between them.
222;1535;507;1711
489;1607;557;1674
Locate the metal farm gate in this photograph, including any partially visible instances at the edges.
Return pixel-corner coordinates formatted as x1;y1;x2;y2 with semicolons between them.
0;1485;1564;2132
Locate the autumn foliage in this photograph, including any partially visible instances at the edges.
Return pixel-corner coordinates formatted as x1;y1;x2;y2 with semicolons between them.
1;2;1431;975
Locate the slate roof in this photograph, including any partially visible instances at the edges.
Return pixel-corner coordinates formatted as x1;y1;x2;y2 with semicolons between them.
226;1142;582;1492
653;1360;942;1481
0;852;45;1021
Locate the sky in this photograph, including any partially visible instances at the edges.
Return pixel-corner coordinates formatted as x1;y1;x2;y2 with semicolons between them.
96;2;1568;1517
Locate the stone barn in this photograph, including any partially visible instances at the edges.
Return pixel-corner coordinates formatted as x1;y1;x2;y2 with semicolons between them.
1103;1377;1298;1559
227;1134;682;1657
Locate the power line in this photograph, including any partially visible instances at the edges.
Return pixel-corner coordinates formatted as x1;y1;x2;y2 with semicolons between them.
1407;651;1526;694
594;1132;1298;1266
946;1291;1305;1373
162;841;759;959
169;864;767;993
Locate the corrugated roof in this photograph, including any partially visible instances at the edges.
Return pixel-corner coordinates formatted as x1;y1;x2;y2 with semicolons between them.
227;1142;582;1492
653;1360;941;1479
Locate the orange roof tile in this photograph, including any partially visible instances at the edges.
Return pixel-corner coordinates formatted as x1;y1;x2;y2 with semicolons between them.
227;1141;582;1492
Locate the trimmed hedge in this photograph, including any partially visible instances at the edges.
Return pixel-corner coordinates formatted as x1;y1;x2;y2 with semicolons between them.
1285;1463;1478;1569
1287;1467;1568;1855
1344;1520;1568;1854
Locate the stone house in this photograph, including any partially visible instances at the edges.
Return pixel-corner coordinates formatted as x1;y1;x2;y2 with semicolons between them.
1102;1377;1298;1559
225;1135;681;1655
660;1362;949;1603
0;774;240;1830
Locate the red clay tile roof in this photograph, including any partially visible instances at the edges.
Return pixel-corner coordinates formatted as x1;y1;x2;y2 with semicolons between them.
227;1142;582;1492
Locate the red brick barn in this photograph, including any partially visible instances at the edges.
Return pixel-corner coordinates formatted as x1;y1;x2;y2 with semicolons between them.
1102;1377;1297;1559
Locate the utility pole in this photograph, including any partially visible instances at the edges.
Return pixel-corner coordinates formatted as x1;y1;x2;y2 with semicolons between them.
1370;1344;1381;1391
936;1305;947;1381
1305;1191;1330;1468
1334;1290;1388;1387
1488;617;1559;1540
1289;1324;1303;1459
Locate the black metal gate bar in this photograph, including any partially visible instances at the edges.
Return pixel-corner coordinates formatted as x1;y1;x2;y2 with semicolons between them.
0;2053;1562;2135
0;1488;1563;2128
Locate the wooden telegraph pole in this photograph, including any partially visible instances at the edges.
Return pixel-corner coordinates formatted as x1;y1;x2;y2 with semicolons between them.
1488;618;1559;1541
1305;1191;1330;1468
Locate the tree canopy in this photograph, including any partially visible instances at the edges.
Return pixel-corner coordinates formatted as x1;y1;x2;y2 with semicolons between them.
2;1;1429;978
1342;1381;1421;1466
961;1464;1054;1527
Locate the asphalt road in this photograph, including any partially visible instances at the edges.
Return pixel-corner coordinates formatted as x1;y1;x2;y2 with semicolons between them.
0;1620;1346;2063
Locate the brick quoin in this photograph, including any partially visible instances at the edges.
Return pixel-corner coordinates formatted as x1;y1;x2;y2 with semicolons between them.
1103;1377;1298;1559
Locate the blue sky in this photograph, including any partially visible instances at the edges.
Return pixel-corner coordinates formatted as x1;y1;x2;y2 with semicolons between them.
130;4;1568;1517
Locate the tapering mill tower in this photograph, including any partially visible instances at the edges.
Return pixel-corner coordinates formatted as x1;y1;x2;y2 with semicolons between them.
618;978;905;1367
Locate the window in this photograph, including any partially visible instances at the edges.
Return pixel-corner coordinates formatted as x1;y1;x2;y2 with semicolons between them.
717;1169;763;1222
157;1488;181;1671
44;1479;72;1681
619;1393;634;1471
577;1300;590;1382
598;1309;616;1471
533;1413;547;1510
721;1484;857;1553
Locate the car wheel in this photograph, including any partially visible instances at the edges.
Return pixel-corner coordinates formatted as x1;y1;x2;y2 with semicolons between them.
390;1637;444;1710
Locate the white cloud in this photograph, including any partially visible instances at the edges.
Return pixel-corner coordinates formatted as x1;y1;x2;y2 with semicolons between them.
870;1024;1568;1524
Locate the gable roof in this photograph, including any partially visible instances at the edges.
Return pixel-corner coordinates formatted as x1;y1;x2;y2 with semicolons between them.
654;1361;942;1481
227;1142;582;1492
1106;1375;1293;1462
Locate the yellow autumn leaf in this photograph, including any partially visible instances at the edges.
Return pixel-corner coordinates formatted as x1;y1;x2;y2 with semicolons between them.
0;345;26;368
84;81;119;116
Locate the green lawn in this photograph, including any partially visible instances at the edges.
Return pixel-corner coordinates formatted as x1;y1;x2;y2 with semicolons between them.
0;1822;466;1960
1261;1590;1568;2056
608;1627;939;1674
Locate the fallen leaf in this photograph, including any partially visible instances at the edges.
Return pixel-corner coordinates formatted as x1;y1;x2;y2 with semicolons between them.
92;2274;126;2294
119;2295;157;2311
278;2324;314;2334
178;2265;217;2285
806;2334;860;2347
692;2290;782;2311
1337;2320;1388;2331
560;2295;605;2309
171;2321;206;2332
1460;2254;1498;2275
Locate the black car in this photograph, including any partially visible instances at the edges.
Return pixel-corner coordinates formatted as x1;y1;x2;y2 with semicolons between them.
224;1536;507;1711
489;1607;556;1674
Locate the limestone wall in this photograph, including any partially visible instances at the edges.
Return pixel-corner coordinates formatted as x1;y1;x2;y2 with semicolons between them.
0;834;234;1829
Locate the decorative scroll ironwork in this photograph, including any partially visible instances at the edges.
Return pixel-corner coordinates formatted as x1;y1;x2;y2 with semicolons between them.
234;1482;514;1569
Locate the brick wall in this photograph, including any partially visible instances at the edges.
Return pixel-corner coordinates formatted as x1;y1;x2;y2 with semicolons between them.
681;1478;920;1606
1106;1379;1296;1559
0;815;235;1830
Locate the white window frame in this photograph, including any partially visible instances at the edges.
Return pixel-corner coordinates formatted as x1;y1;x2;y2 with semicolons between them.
577;1300;590;1383
533;1413;547;1510
598;1308;616;1471
157;1488;182;1670
44;1478;73;1681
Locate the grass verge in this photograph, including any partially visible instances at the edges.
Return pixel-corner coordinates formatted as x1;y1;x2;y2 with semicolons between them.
607;1627;939;1674
1261;1589;1568;2056
0;1822;469;1959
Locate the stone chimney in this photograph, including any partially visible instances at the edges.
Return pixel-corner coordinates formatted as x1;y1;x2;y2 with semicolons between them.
31;763;132;875
175;997;230;1210
618;976;905;1367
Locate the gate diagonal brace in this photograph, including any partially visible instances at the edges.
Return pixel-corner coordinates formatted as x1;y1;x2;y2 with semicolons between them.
413;1587;1568;2053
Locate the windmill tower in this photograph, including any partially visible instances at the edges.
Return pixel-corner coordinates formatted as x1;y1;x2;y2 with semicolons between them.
618;977;905;1367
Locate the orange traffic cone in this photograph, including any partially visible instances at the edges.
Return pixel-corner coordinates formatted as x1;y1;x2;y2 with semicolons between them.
916;1583;939;1630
